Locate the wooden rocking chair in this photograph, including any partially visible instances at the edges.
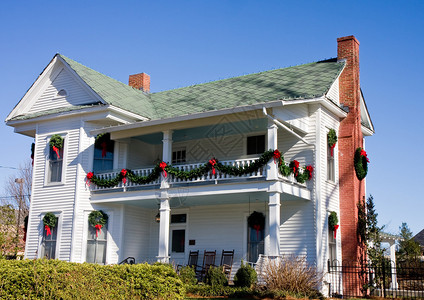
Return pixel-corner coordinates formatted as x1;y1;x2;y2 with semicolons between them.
220;250;234;280
196;250;216;280
177;250;199;273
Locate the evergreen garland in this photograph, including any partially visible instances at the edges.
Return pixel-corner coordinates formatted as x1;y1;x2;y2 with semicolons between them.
88;210;108;227
43;212;57;228
354;147;369;180
49;134;64;149
328;211;338;230
86;149;314;187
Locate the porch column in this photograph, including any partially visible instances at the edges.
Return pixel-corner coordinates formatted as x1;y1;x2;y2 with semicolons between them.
157;196;170;263
389;241;399;289
161;130;173;189
266;120;278;180
267;192;281;256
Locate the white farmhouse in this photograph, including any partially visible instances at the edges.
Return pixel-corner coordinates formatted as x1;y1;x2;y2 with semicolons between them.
6;36;373;289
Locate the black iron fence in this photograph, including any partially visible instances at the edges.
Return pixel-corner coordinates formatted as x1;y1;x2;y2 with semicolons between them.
328;259;424;299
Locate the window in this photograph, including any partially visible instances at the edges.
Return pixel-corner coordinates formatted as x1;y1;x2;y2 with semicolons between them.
171;213;186;253
172;148;186;164
327;142;335;182
49;141;64;182
328;226;337;266
247;222;265;263
86;222;107;264
247;135;265;155
93;134;114;172
41;219;58;259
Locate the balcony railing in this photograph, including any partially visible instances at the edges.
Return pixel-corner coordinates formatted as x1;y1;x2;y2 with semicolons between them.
90;158;304;192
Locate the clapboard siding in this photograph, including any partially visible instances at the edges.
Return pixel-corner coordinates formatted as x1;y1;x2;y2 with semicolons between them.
273;105;309;133
29;67;95;114
326;77;340;104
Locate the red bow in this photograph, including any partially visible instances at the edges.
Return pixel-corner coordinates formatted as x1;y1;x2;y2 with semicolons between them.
334;224;339;239
273;150;281;164
209;159;217;175
101;141;107;158
253;224;262;239
86;172;94;186
330;143;336;157
45;225;51;236
95;224;103;237
121;169;127;184
52;146;60;159
306;165;314;179
292;160;299;176
159;162;167;178
360;149;370;163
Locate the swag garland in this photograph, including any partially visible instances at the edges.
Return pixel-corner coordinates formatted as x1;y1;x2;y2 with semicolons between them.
86;149;314;188
43;212;57;236
354;147;369;181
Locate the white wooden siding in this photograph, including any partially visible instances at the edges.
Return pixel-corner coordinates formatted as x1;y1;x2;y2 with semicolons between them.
326;77;340;104
29;68;95;114
273;105;309;133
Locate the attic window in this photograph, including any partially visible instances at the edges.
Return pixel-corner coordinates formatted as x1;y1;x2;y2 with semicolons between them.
57;89;67;97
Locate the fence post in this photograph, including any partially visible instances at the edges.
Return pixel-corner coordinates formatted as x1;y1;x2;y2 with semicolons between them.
381;259;386;298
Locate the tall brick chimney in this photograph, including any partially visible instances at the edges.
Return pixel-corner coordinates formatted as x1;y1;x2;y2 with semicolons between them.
129;73;150;92
337;35;365;263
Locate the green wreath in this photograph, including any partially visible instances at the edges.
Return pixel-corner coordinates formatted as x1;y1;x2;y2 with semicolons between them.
327;129;337;148
354;147;368;180
328;211;338;230
49;134;64;149
247;211;265;231
88;210;108;227
43;212;57;228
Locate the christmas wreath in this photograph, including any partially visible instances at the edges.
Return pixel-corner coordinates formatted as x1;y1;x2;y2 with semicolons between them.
88;210;108;237
49;134;64;159
43;212;57;236
328;211;339;239
354;147;369;180
248;211;265;239
95;133;113;158
327;129;337;156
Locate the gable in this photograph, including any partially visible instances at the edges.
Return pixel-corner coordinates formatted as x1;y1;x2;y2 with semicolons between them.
27;66;99;115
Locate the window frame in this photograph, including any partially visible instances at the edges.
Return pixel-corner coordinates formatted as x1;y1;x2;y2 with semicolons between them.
169;211;188;257
93;134;115;173
86;221;108;264
172;147;187;164
83;210;111;265
327;134;336;182
38;212;62;259
45;134;67;186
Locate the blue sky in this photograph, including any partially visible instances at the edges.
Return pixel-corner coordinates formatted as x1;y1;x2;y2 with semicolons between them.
0;1;423;235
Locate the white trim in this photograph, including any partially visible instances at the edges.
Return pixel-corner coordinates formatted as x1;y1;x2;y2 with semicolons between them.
315;107;323;275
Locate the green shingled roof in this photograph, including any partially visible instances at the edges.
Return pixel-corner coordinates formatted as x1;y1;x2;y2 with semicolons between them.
15;55;345;121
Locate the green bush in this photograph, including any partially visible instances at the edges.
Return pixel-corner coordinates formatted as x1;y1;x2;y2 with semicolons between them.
179;265;197;285
186;285;253;297
0;259;185;299
234;261;257;288
204;266;228;287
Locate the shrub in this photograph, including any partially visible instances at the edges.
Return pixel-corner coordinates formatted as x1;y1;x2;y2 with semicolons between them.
204;266;228;287
234;261;257;288
185;285;253;297
262;255;323;296
179;265;197;285
0;259;185;299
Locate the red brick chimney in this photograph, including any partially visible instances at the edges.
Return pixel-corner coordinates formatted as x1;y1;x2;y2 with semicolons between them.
129;73;150;92
337;35;365;263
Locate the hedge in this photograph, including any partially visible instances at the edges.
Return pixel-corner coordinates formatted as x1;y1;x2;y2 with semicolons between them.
0;259;185;299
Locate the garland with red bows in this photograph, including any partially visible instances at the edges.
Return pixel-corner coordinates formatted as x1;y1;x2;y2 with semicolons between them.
354;147;369;180
49;135;63;159
43;212;57;237
85;149;314;188
88;210;108;238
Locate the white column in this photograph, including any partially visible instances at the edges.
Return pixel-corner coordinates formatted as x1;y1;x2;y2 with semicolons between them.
266;120;278;180
157;196;170;263
267;192;281;256
389;241;399;289
161;130;173;188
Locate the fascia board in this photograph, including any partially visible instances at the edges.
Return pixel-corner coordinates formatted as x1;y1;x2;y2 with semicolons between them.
360;90;375;132
90;100;286;136
362;125;374;136
282;96;347;118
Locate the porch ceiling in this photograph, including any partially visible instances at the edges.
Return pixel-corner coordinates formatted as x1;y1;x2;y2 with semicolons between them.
131;118;267;144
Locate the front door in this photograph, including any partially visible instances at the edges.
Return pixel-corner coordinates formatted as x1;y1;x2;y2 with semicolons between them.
169;213;187;265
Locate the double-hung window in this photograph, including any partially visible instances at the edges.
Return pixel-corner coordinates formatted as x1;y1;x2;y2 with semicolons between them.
86;222;108;264
247;135;265;155
93;133;114;172
49;141;64;183
41;217;58;259
327;142;335;182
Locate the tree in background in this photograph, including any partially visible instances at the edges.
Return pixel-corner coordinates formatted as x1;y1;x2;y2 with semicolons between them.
396;222;420;261
1;160;32;256
0;204;16;257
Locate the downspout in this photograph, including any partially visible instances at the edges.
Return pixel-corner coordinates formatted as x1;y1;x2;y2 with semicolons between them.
262;107;313;146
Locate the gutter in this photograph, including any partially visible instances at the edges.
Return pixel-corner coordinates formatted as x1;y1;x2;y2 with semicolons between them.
262;107;313;146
